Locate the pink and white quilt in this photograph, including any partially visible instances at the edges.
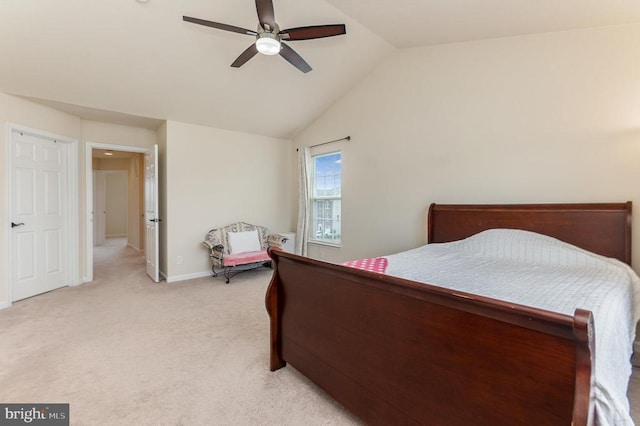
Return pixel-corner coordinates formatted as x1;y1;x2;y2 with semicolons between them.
342;257;388;274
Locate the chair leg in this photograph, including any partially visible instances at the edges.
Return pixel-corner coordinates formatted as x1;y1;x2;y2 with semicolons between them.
222;263;269;284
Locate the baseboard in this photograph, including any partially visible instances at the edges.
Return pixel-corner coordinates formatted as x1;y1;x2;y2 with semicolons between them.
165;271;213;283
127;243;142;252
0;301;11;310
106;233;126;238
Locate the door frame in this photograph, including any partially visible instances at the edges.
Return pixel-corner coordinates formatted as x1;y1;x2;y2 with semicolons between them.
85;142;150;282
5;123;79;307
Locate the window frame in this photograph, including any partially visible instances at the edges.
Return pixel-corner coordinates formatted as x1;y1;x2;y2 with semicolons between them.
309;150;342;246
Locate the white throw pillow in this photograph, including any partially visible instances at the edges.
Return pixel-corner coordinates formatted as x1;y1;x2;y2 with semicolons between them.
227;230;261;254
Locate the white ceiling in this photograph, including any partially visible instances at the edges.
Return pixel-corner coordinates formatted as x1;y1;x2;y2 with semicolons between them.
92;149;138;159
325;0;640;48
1;1;639;139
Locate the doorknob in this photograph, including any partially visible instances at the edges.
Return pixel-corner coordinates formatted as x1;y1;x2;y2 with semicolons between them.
149;218;162;223
11;222;25;228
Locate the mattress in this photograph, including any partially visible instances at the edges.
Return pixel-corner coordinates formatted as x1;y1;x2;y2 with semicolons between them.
381;229;640;426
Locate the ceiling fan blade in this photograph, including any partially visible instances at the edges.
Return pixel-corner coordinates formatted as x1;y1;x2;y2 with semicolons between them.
231;44;259;68
255;0;276;30
279;42;312;73
280;24;346;41
183;16;257;36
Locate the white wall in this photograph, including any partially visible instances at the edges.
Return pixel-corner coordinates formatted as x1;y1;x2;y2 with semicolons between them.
295;23;640;268
132;155;144;251
105;172;128;237
164;120;293;281
83;121;158;149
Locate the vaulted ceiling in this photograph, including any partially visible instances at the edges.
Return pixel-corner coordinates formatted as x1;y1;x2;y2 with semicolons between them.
1;0;639;138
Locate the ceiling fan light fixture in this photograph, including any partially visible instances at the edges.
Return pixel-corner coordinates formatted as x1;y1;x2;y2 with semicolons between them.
256;33;281;56
183;0;346;72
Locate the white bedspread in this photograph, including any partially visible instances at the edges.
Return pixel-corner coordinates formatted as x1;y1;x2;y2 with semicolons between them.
384;229;640;426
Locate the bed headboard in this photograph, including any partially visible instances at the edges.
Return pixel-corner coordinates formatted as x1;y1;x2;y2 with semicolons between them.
428;202;632;265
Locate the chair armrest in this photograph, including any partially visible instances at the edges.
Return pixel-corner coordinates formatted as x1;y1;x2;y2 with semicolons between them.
267;233;288;249
203;241;225;268
202;241;224;252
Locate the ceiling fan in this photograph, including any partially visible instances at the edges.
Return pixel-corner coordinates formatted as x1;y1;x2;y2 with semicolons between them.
183;0;346;73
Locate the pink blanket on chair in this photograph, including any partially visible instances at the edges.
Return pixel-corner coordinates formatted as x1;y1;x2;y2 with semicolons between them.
342;257;388;274
223;249;270;267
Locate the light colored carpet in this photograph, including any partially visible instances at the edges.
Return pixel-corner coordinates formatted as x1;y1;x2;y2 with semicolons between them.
1;238;640;425
0;238;360;425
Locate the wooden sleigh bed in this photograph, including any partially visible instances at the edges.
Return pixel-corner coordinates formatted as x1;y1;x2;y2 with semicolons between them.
265;202;634;425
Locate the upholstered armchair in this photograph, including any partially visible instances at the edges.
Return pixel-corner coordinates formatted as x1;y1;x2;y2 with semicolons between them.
203;222;288;283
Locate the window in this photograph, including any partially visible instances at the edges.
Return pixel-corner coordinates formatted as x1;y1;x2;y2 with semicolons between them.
311;151;341;244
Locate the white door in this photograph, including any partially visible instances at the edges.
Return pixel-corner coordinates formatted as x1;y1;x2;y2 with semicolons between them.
144;144;160;282
10;130;69;301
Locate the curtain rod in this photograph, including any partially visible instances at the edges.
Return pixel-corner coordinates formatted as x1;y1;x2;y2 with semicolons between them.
296;136;350;151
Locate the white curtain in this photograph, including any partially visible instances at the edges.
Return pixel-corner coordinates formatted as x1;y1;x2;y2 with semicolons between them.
295;147;311;255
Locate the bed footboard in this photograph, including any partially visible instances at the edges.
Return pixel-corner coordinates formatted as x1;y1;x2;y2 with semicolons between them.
265;248;595;426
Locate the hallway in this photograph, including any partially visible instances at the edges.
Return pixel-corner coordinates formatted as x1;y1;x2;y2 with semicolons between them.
93;237;146;282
